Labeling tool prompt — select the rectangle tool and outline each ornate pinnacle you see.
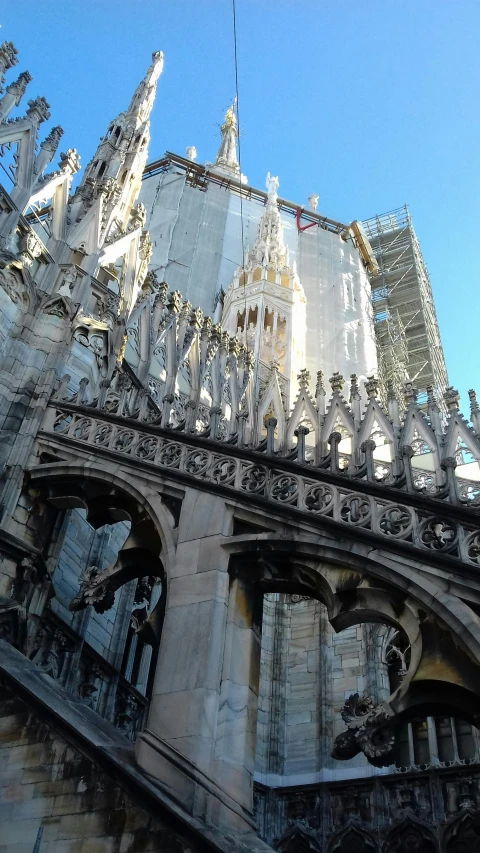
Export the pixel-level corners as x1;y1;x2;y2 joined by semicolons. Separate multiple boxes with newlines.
59;148;81;174
245;349;255;370
469;389;480;415
6;70;32;102
26;96;51;124
426;384;440;412
365;376;378;400
229;336;241;357
316;370;326;396
403;381;417;407
153;281;168;308
386;380;395;401
329;372;344;394
201;316;212;338
40;125;64;153
220;330;230;349
443;386;460;412
167;290;182;314
190;306;203;329
210;323;222;345
297;368;310;389
350;374;360;399
0;42;18;90
180;299;192;320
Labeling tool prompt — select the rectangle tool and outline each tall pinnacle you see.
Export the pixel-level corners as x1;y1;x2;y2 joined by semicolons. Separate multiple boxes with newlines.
247;172;288;270
213;100;240;177
70;51;163;236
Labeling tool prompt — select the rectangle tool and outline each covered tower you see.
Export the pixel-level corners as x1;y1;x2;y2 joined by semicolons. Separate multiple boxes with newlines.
222;172;306;408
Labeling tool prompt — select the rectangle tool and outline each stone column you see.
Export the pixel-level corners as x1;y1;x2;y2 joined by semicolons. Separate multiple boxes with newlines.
212;575;262;823
135;489;259;834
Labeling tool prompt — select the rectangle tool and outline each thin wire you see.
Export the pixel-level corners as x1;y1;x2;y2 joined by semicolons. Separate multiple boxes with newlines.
232;0;248;351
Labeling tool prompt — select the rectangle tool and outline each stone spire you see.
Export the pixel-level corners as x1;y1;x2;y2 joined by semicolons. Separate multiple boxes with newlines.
70;51;163;236
246;172;289;271
213;100;240;177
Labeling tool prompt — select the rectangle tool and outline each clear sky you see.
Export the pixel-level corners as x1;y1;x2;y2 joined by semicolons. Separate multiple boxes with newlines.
3;1;479;412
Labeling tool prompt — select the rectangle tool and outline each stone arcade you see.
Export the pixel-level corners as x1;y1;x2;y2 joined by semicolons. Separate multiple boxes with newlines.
0;40;480;853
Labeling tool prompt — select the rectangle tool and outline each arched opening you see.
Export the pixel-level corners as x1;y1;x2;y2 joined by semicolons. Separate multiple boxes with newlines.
223;539;480;847
21;466;171;743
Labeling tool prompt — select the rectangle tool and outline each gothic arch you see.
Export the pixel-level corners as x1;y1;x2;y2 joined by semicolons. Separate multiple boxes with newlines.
223;534;480;676
224;534;480;735
382;817;438;853
327;823;377;853
26;460;177;613
443;809;480;852
275;822;322;853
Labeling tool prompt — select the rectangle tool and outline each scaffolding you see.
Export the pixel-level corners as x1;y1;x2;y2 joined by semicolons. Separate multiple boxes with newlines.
362;205;448;410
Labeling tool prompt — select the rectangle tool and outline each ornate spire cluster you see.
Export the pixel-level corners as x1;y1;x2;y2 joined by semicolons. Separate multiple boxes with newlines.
247;172;289;271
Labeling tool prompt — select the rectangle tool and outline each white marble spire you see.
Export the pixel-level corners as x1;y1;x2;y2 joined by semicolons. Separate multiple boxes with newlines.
246;172;289;271
213;100;240;177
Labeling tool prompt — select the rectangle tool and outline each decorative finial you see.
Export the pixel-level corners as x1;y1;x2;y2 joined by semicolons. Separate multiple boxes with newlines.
403;381;417;407
329;372;344;394
307;193;319;211
365;376;378;400
350;374;360;398
316;370;326;397
186;146;197;162
297;369;310;389
469;389;480;415
444;386;460;412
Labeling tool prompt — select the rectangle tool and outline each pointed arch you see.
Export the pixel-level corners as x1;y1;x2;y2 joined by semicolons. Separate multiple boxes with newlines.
257;369;287;446
357;397;395;465
401;408;438;457
286;385;318;447
382;817;437;853
275;822;321;853
443;809;480;852
442;413;480;463
327;823;377;853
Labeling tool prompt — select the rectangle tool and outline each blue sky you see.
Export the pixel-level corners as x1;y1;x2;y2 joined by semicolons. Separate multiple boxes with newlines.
3;1;479;412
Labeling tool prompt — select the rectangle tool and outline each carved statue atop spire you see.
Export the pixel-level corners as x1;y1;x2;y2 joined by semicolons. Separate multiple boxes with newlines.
213;99;240;177
266;172;279;202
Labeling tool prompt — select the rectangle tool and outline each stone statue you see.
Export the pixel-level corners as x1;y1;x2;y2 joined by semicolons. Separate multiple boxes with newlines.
266;172;279;199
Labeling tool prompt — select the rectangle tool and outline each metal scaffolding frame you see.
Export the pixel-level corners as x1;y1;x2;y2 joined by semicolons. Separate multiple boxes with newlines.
362;204;448;409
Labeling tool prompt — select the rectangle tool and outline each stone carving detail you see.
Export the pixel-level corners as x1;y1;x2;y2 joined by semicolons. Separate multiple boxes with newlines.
332;693;396;768
304;483;334;514
419;518;457;551
0;266;32;310
114;688;143;740
78;662;102;709
69;565;115;614
31;624;74;680
44;405;480;568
